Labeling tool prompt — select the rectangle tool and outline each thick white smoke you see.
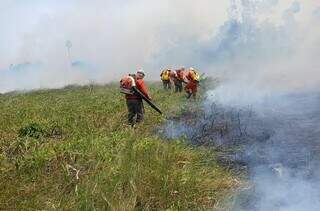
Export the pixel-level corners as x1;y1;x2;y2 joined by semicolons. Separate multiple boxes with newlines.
158;1;320;210
0;0;230;93
202;1;320;210
2;1;319;93
201;0;320;107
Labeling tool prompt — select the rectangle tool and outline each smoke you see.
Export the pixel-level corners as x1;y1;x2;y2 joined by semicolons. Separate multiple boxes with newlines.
204;1;320;210
163;93;320;210
233;93;320;211
159;1;320;210
3;1;319;93
208;1;320;97
0;0;230;93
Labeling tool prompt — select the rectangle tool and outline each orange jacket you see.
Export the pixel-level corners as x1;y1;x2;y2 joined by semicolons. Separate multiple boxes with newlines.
186;70;201;81
126;78;151;100
185;81;198;93
185;71;193;81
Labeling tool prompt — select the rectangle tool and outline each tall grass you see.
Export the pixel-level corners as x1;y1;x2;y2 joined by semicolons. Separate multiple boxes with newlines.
0;83;239;210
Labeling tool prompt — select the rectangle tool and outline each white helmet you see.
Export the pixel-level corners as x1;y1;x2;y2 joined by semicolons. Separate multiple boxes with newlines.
189;67;195;71
137;69;145;76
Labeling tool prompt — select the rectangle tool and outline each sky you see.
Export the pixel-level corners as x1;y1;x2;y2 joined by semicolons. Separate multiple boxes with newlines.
0;0;319;92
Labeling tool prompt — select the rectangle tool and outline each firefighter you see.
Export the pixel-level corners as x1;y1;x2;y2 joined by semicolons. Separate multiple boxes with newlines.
173;67;185;93
121;69;151;126
185;67;200;99
160;69;172;90
169;70;177;92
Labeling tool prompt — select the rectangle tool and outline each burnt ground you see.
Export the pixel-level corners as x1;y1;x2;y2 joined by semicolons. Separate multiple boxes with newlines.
162;92;320;210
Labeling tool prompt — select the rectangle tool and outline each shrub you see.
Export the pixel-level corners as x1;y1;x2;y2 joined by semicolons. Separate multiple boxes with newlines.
18;123;47;139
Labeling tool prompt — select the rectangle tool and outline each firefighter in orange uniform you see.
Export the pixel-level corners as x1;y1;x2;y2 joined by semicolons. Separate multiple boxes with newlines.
120;69;151;126
174;67;185;92
185;67;200;99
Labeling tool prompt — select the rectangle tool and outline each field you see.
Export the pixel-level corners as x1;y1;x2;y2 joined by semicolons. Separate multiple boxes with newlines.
0;83;240;210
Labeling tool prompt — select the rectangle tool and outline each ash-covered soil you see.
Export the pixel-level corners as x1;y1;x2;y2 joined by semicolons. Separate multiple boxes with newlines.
162;92;320;211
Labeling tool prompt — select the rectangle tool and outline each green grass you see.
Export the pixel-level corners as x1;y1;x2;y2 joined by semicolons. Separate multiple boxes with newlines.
0;83;240;210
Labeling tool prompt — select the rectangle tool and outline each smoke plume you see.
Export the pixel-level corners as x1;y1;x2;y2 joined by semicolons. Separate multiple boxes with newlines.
205;1;320;210
161;1;320;210
0;0;230;93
